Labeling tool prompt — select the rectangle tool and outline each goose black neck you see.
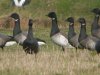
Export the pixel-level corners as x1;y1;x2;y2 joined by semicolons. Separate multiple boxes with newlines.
27;25;34;40
91;15;99;31
79;23;88;41
68;23;76;39
50;18;60;37
13;19;21;36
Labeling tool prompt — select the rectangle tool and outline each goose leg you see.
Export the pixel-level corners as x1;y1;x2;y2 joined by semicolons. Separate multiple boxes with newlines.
75;47;77;52
62;47;65;52
1;47;4;51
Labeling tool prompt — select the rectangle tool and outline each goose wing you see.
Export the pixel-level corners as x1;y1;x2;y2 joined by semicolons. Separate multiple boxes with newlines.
69;34;79;47
80;36;96;50
0;34;12;41
0;34;13;46
92;29;100;38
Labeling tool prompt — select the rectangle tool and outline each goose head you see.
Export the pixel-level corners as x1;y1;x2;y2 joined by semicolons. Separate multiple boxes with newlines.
78;18;86;25
47;12;57;19
28;19;33;26
65;17;74;26
66;17;74;23
91;8;100;15
10;13;20;21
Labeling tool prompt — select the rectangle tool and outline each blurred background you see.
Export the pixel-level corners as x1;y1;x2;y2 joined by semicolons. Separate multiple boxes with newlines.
0;0;100;30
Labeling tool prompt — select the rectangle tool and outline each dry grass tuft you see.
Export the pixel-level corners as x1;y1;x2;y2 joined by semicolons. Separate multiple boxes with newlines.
0;46;100;75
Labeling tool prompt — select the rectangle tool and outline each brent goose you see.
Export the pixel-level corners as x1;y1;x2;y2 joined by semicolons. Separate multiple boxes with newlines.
12;0;31;7
10;13;46;46
91;8;100;39
65;17;84;51
78;17;100;52
23;19;38;55
47;12;73;51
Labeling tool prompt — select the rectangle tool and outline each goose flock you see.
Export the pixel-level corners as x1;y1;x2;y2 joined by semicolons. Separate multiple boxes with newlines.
0;0;100;56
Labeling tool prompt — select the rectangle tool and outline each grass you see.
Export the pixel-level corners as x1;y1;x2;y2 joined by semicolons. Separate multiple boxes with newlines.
0;45;100;75
0;28;99;75
0;0;100;75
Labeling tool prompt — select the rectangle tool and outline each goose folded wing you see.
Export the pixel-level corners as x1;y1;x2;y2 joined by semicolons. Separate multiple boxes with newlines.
69;34;79;47
92;29;100;37
0;34;12;41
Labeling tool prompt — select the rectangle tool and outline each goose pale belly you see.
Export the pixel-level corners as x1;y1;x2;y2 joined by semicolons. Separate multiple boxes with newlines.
51;34;68;46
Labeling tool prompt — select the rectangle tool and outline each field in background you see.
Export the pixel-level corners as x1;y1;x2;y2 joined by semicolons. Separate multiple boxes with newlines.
0;0;100;75
0;0;100;29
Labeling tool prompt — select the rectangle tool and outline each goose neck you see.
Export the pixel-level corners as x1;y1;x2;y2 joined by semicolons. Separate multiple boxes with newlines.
79;23;87;41
50;18;60;37
68;22;76;39
92;15;99;30
27;25;34;39
13;19;21;36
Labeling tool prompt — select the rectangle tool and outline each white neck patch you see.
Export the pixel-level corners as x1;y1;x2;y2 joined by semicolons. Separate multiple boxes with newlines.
70;23;73;25
82;23;85;26
15;19;18;21
52;18;55;20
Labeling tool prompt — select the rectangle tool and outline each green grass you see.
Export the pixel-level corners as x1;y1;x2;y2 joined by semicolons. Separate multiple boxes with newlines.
0;0;100;75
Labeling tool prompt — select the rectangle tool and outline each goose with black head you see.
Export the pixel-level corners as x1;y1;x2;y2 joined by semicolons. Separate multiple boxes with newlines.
23;19;39;55
78;17;100;53
47;12;73;51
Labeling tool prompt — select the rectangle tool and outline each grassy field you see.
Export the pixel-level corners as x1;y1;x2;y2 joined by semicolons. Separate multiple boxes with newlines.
0;0;100;75
0;28;99;75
